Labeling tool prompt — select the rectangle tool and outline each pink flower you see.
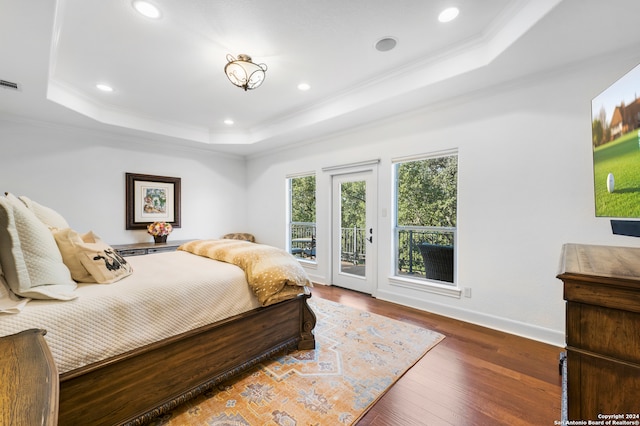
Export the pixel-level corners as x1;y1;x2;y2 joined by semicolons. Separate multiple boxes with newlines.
147;221;173;236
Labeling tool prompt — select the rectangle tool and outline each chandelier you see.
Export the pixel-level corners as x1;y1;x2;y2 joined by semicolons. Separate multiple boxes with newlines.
224;54;267;91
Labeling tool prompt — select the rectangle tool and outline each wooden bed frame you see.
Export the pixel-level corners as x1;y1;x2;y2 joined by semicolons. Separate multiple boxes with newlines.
57;291;316;426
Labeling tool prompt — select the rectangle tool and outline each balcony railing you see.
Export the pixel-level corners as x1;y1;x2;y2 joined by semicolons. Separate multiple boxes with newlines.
341;226;367;264
290;223;367;263
290;222;316;260
396;226;455;283
290;224;455;283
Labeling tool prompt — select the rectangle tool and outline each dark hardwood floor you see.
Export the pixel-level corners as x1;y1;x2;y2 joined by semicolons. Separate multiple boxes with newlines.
311;284;563;426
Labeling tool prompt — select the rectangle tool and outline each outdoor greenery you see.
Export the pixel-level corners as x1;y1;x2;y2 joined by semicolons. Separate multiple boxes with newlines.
290;175;316;223
395;155;458;281
592;106;611;148
289;175;317;260
340;181;366;229
396;155;458;228
594;129;640;217
288;155;458;281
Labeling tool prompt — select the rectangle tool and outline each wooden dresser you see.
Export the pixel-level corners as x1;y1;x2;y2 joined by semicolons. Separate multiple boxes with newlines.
557;243;640;421
0;329;59;426
112;239;193;257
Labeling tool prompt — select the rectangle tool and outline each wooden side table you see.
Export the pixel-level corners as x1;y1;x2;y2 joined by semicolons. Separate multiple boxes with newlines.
111;239;193;257
0;329;59;426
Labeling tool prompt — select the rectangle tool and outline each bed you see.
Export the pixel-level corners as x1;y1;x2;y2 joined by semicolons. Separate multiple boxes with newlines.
0;194;316;426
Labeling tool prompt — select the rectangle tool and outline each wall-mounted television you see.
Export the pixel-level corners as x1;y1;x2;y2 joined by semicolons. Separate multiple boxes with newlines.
592;62;640;236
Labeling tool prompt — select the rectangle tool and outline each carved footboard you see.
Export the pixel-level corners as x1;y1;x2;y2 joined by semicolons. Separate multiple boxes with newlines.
58;292;316;426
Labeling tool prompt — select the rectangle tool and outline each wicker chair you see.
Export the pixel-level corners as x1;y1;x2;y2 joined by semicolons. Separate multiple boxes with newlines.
222;232;256;242
418;243;454;282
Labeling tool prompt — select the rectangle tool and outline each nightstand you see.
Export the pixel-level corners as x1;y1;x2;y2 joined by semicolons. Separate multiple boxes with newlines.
112;239;193;257
0;329;59;426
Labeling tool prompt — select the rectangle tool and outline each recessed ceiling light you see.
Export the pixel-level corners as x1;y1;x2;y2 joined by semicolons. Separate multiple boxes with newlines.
132;0;161;19
297;83;311;91
96;83;114;92
375;37;397;52
223;119;234;125
438;7;459;23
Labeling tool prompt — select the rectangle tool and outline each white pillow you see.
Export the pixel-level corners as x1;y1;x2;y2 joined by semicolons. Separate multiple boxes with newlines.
0;274;30;314
9;193;70;230
54;228;133;283
0;196;77;300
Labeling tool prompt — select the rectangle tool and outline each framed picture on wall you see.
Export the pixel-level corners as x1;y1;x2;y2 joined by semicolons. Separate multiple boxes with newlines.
126;173;181;229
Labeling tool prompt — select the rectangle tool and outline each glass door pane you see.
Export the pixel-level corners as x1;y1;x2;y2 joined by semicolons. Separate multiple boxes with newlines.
331;168;376;295
339;180;366;277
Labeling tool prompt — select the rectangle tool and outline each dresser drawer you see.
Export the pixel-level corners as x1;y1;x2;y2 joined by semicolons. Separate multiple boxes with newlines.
567;349;640;421
567;301;640;364
147;246;178;254
116;248;148;257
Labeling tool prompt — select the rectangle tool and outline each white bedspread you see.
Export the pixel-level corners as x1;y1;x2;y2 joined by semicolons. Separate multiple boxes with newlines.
0;251;261;374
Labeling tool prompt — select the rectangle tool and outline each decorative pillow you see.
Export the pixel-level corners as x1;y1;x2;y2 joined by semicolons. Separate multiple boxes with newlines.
222;232;256;243
8;193;70;230
0;196;77;300
54;229;132;284
53;228;97;282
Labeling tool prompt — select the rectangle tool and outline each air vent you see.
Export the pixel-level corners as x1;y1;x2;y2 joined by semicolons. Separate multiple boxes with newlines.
0;80;20;91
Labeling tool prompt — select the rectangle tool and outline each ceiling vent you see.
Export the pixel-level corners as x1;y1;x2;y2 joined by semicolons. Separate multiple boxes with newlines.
0;79;21;91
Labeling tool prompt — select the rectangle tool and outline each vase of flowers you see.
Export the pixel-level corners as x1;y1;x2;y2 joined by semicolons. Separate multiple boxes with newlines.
147;221;172;243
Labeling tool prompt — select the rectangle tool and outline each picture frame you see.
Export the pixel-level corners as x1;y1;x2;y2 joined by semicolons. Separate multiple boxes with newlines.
126;173;181;230
592;62;640;219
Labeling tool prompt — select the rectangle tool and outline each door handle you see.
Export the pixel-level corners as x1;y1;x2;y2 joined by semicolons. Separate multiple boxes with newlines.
367;236;373;243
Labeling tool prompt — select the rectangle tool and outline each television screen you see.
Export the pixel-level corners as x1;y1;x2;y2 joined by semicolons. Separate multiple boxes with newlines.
592;62;640;219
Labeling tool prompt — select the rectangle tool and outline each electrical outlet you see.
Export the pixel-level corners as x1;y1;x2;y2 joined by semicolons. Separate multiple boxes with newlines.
463;287;472;298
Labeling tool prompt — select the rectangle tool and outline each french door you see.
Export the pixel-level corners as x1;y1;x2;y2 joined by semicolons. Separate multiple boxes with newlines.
331;169;377;294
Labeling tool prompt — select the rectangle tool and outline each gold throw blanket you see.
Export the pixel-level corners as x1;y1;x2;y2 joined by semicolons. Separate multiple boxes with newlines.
178;239;312;306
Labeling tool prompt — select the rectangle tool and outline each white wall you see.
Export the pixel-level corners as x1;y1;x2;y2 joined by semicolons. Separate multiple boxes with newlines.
246;50;640;346
0;119;247;244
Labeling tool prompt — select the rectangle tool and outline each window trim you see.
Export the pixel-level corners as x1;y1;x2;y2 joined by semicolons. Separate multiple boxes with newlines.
388;275;462;298
391;150;459;289
391;148;458;165
286;173;317;264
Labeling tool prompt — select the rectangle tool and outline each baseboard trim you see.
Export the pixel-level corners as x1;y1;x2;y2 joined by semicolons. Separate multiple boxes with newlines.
305;273;327;286
375;289;565;347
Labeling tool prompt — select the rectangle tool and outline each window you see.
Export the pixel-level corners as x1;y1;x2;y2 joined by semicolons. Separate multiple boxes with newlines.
393;152;458;284
288;174;316;261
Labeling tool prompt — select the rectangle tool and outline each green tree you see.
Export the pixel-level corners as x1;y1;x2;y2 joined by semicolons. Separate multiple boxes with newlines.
396;156;457;228
592;119;604;147
340;181;366;228
290;175;316;223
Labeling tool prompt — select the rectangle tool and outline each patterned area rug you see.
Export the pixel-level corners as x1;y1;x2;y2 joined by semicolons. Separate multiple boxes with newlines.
149;297;445;425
